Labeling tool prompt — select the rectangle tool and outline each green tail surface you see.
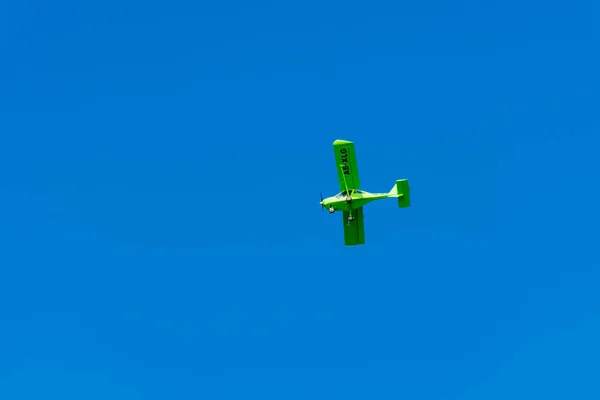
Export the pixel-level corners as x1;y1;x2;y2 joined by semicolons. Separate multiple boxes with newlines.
389;179;410;208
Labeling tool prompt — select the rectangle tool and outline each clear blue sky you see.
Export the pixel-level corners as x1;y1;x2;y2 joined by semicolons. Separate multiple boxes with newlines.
1;0;599;398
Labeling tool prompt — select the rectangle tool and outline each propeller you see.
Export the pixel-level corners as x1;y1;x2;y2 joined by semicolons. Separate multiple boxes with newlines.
320;193;324;212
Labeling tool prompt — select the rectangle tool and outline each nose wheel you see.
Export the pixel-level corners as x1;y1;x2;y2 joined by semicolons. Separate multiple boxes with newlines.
329;207;335;213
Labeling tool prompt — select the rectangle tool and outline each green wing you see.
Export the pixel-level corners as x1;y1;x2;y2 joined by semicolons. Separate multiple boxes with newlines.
343;207;365;246
333;139;360;192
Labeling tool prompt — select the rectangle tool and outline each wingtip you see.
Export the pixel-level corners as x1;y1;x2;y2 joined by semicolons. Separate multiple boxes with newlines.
333;139;353;145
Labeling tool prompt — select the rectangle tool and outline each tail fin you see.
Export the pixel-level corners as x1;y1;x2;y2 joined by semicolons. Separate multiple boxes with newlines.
389;179;410;208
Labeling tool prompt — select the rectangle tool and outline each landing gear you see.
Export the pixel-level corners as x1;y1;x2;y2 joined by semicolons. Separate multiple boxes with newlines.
346;210;355;226
329;207;335;213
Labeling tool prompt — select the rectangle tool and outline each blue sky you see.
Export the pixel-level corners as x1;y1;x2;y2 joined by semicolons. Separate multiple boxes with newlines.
1;0;599;398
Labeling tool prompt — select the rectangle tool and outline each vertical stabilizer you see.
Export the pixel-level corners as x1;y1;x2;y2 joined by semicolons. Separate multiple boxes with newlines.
389;179;410;208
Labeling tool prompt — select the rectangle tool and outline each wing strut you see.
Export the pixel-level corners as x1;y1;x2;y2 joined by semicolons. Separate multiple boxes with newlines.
339;164;350;195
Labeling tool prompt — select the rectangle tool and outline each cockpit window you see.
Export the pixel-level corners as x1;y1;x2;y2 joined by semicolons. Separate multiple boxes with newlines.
335;190;362;198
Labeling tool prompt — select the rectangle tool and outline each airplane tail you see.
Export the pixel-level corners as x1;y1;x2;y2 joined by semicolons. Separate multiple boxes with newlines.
388;179;410;208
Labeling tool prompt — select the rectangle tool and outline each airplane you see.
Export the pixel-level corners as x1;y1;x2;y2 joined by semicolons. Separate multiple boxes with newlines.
320;139;411;246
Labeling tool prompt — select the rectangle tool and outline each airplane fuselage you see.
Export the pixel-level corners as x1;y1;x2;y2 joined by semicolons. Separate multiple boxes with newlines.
321;190;390;213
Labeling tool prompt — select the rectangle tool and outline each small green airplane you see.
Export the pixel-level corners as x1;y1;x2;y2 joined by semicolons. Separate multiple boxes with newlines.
320;139;411;246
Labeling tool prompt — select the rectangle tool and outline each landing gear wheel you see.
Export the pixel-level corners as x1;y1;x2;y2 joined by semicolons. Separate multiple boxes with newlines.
329;208;335;213
348;215;355;221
